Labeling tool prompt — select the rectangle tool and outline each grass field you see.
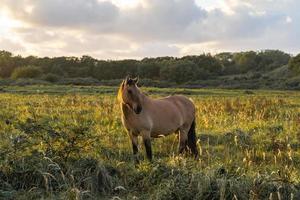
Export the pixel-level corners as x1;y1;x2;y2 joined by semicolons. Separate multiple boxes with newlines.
0;85;300;200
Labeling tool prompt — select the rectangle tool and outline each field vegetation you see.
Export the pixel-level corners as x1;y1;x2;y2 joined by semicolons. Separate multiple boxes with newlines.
0;85;299;199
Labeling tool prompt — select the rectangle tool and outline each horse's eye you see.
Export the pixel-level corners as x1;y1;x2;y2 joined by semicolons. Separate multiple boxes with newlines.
128;90;132;94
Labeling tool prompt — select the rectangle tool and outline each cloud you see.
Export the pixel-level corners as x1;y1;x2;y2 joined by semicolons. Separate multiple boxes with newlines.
115;0;207;42
2;0;119;28
0;0;299;58
2;0;207;42
0;37;25;52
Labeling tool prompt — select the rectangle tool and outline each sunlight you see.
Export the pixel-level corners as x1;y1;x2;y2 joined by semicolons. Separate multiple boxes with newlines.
98;0;139;8
195;0;225;10
0;13;22;36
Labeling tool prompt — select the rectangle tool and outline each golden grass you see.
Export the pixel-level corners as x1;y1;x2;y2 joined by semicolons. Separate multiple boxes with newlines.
0;87;299;199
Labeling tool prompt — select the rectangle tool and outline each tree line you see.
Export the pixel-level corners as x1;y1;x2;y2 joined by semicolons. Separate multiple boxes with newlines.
0;50;299;84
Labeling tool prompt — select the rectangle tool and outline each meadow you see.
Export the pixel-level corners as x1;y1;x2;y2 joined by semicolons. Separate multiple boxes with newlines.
0;85;299;200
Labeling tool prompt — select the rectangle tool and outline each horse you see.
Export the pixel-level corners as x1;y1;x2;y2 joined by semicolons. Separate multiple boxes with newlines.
118;76;198;162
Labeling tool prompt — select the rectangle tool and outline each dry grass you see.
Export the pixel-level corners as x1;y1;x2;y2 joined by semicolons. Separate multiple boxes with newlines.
0;86;300;199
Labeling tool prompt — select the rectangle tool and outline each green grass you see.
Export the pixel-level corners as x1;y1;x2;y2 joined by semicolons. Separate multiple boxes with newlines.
0;86;300;199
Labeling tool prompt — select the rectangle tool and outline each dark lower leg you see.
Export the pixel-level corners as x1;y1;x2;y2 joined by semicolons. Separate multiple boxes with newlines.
132;141;138;155
131;137;139;163
189;142;198;157
179;140;187;154
143;139;152;161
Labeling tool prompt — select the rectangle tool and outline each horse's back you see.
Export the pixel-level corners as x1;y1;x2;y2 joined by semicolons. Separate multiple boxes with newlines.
147;95;195;136
163;95;195;119
168;95;194;107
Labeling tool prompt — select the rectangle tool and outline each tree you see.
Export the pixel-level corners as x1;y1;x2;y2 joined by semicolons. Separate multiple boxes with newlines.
215;52;237;74
0;49;296;85
160;61;199;83
0;50;16;78
258;50;290;71
289;54;300;75
11;66;42;79
50;64;65;76
233;51;260;73
137;63;160;79
182;54;222;75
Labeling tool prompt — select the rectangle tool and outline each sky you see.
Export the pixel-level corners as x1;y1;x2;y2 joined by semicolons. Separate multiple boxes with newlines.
0;0;299;59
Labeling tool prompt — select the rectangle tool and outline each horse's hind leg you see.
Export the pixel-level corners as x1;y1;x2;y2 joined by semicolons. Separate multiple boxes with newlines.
187;120;198;158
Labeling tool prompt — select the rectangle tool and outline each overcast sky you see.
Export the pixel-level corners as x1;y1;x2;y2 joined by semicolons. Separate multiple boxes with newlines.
0;0;299;59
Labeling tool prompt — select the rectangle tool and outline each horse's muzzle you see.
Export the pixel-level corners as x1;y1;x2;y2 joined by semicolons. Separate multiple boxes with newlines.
134;105;142;114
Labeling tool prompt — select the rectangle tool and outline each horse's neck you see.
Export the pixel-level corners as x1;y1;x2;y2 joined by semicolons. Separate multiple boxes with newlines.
121;103;131;119
140;91;152;105
120;92;150;119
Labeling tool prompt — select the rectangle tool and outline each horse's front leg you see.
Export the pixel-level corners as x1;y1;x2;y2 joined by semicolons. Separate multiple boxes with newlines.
130;134;139;163
178;129;188;154
141;131;152;161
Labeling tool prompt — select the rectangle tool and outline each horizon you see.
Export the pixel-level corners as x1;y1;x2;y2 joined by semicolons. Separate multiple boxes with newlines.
0;48;296;61
0;0;299;59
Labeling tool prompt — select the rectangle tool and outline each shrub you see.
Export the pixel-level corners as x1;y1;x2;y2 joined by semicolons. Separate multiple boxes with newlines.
11;79;48;86
289;54;300;75
57;77;100;85
285;76;300;89
11;66;42;79
249;72;262;79
42;73;61;83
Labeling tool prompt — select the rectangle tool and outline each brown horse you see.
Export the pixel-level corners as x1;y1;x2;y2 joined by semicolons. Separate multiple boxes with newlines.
118;77;198;161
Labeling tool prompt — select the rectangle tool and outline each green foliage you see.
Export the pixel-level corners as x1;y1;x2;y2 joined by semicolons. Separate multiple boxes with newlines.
182;54;222;75
42;73;61;83
11;66;42;79
0;50;18;78
58;77;101;85
217;50;291;75
161;61;200;83
49;64;66;76
0;50;293;86
233;51;259;73
137;63;160;79
257;50;290;71
285;76;300;88
289;54;300;75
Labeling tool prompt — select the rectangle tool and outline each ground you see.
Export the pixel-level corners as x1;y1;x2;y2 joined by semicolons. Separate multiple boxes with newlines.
0;85;299;200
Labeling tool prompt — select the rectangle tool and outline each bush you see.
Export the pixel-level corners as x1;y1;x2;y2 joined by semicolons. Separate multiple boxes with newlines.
42;73;61;83
249;72;262;79
11;66;42;79
0;79;13;86
289;54;300;75
12;79;50;86
57;77;100;85
285;76;300;89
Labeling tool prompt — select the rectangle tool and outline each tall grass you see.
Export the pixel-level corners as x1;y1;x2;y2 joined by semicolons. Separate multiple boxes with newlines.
0;87;299;199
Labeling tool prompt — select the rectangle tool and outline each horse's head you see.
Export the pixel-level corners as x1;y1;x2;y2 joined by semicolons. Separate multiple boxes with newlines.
118;76;143;114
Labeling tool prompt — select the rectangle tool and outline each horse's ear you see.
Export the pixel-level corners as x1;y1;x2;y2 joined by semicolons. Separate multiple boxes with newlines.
125;75;130;83
133;77;139;84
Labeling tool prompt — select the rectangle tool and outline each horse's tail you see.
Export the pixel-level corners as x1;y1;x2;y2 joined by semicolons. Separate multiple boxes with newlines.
188;119;198;158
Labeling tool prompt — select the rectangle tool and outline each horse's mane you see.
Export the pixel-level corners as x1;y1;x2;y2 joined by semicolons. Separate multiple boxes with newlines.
117;81;124;103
